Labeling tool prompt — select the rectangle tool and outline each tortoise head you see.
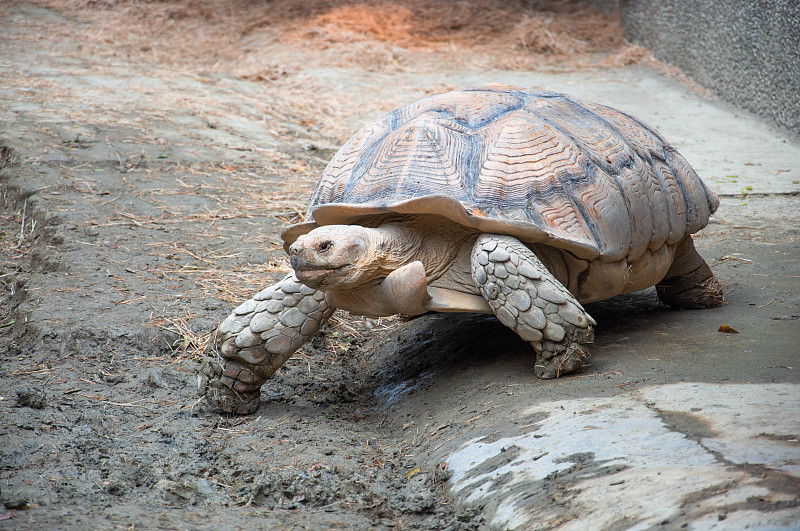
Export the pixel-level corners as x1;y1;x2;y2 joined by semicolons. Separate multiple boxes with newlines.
289;225;380;290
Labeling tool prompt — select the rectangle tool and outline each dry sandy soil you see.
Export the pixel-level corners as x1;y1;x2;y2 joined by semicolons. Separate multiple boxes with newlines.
1;1;798;530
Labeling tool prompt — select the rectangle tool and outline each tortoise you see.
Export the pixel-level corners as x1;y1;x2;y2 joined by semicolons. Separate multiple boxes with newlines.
199;84;723;414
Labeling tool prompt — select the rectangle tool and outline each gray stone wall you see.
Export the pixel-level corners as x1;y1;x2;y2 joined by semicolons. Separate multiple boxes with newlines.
590;0;800;134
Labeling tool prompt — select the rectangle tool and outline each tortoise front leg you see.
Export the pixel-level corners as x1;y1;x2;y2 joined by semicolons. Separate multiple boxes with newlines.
471;234;595;379
198;272;334;414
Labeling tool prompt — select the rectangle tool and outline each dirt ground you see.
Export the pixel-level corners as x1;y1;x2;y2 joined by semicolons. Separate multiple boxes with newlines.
1;1;798;530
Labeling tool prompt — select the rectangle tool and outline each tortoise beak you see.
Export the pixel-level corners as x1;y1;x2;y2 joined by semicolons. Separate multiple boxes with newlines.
289;255;303;271
288;243;315;273
289;241;341;287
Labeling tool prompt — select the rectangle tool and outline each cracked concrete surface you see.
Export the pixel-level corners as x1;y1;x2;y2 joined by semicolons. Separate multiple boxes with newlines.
447;384;799;529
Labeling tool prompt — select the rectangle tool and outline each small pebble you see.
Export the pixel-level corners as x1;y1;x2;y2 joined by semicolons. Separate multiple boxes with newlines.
147;369;165;388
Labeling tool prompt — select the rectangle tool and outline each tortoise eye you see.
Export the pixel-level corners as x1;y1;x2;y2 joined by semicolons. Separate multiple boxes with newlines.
318;241;333;253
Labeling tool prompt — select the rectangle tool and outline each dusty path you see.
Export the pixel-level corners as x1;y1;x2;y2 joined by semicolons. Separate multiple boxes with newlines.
2;1;799;529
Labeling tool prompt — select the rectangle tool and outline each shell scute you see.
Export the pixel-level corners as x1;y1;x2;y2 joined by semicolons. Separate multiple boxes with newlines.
474;115;602;251
346;114;474;204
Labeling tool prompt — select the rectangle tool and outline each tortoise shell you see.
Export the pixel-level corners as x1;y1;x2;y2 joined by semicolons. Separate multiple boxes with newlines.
282;85;718;263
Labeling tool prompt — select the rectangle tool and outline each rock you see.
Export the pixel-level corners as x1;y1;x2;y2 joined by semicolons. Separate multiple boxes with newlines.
16;388;46;409
3;496;30;510
147;369;165;388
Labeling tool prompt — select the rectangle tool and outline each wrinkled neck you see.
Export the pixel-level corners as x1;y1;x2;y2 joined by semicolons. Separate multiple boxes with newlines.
348;224;420;287
373;223;424;262
329;216;478;292
372;218;476;283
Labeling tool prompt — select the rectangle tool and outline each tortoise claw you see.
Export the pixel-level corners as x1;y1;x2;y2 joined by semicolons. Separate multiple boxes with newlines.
198;356;262;415
534;340;591;379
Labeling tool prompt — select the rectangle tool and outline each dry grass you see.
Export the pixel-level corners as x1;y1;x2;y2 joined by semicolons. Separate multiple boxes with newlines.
513;10;623;55
249;0;618;51
61;155;319;356
128;161;313;305
148;308;211;361
36;0;631;68
25;0;687;144
0;194;30;328
261;0;631;71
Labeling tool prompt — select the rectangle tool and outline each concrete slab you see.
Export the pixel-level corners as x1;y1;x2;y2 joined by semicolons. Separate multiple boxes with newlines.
447;383;799;529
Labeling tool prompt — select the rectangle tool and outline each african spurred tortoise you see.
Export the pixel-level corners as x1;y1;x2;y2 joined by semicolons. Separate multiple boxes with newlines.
199;85;722;414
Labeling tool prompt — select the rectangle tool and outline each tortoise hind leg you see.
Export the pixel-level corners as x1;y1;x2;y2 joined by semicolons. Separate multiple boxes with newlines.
471;234;595;379
657;236;723;309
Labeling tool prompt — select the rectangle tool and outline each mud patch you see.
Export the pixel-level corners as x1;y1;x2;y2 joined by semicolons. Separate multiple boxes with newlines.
653;409;721;441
